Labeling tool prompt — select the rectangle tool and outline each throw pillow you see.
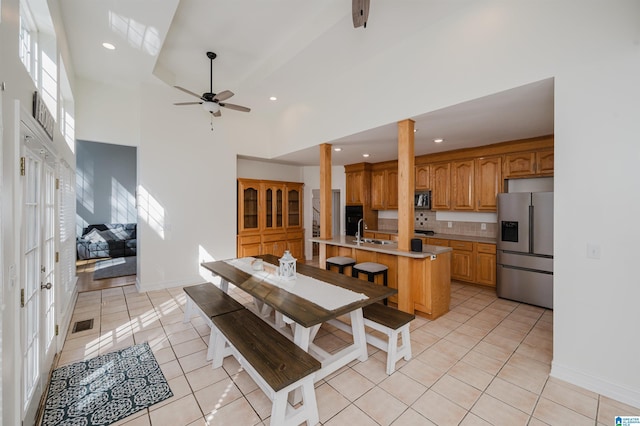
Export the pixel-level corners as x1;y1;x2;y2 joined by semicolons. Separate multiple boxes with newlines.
84;228;106;243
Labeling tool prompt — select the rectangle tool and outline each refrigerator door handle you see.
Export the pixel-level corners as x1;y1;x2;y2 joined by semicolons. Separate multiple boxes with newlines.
500;263;553;275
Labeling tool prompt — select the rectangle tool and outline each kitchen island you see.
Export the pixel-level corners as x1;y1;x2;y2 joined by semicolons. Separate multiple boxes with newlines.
310;236;452;319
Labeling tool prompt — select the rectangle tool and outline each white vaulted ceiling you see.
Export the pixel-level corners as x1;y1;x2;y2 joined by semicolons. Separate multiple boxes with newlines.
58;1;553;165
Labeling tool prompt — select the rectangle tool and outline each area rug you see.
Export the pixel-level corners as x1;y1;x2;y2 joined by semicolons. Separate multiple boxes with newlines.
93;256;136;280
41;342;173;426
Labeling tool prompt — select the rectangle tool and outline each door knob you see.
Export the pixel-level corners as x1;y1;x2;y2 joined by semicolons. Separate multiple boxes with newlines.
41;282;52;290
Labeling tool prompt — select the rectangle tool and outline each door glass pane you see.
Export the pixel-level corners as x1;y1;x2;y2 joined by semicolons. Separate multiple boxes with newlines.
288;189;299;227
243;187;258;230
266;188;273;228
276;189;283;227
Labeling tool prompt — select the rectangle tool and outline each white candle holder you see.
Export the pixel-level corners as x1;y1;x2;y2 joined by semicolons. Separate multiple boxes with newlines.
278;250;297;281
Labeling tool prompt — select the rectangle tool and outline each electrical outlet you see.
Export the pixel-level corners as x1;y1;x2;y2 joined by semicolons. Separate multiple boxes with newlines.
587;243;601;259
447;221;452;228
481;223;486;231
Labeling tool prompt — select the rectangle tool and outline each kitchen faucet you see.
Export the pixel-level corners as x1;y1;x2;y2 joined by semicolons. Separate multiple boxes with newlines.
356;218;365;243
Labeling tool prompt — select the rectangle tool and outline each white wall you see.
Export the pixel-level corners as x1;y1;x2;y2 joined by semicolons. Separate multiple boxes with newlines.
237;158;303;182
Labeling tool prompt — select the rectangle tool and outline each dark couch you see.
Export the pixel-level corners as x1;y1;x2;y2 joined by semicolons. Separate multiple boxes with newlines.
77;223;137;260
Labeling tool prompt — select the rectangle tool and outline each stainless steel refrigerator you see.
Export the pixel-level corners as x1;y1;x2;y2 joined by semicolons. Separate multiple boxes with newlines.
497;192;553;309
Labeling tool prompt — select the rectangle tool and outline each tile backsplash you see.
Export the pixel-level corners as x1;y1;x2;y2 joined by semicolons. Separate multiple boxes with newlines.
377;211;497;239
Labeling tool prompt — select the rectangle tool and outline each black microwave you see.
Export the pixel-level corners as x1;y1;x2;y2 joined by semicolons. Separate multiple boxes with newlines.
414;191;431;210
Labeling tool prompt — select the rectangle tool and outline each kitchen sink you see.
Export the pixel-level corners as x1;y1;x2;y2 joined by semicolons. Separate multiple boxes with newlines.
353;238;395;245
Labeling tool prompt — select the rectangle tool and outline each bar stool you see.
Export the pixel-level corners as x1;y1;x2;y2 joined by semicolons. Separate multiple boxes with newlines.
352;262;389;305
326;256;356;274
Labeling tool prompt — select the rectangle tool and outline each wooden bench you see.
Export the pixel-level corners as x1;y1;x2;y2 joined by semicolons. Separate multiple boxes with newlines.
211;309;321;426
329;303;415;374
182;283;245;360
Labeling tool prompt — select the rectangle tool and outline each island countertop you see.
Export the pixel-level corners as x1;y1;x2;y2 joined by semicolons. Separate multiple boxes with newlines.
309;236;452;258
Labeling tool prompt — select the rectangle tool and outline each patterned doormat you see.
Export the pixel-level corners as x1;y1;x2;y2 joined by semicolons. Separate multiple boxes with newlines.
41;342;173;426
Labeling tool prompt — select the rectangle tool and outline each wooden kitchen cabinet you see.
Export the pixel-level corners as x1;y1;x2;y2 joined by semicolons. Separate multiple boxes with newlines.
371;169;386;210
427;237;496;286
237;178;305;258
475;156;502;211
504;148;554;178
536;149;554;176
451;160;475;211
449;240;475;282
415;164;430;190
431;162;451;210
371;166;398;210
476;243;497;286
345;163;373;205
286;230;305;259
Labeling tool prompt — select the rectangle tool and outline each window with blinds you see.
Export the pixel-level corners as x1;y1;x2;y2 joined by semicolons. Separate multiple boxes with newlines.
58;162;76;293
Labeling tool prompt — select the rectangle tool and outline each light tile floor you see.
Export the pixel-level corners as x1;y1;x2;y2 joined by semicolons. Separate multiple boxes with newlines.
56;282;639;425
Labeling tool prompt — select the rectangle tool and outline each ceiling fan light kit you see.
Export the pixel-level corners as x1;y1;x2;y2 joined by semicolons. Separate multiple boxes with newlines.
202;101;219;113
173;51;250;121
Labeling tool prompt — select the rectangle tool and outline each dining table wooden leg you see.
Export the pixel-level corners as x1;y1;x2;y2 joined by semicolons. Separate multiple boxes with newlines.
350;308;369;362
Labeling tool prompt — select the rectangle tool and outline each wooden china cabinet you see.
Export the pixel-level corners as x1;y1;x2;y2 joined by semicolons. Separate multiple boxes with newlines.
237;179;304;259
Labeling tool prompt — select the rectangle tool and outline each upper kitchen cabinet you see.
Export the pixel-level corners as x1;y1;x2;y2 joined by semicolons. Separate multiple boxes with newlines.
415;164;430;190
238;179;261;234
430;162;451;210
536;149;554;176
345;162;372;205
504;148;554;178
285;183;303;228
371;164;398;210
451;160;475;210
475;156;502;211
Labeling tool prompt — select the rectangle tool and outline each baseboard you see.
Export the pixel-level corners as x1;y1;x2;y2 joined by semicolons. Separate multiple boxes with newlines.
57;285;79;347
551;361;640;409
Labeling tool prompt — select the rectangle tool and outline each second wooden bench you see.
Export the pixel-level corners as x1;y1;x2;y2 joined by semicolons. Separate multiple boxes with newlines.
330;303;415;374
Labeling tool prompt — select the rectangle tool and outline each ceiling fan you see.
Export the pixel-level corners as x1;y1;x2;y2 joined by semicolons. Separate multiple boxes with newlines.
173;51;250;117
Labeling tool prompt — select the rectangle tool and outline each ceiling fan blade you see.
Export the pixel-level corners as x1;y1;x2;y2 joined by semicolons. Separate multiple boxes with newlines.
212;110;222;117
213;90;234;102
174;86;203;99
173;102;202;106
219;102;251;112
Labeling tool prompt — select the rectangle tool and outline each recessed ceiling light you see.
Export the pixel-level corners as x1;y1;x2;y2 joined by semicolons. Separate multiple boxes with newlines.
434;138;444;143
102;42;116;50
334;147;342;152
362;153;370;158
269;96;277;101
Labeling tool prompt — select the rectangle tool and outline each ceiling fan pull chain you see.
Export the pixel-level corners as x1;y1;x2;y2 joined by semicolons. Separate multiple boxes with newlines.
210;114;214;131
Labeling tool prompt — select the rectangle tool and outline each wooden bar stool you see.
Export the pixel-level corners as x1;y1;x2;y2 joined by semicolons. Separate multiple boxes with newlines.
326;256;356;274
352;262;389;305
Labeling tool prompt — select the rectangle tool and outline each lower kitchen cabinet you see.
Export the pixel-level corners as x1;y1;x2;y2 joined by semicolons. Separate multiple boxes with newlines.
476;243;497;286
427;238;496;287
449;240;475;282
238;230;305;258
